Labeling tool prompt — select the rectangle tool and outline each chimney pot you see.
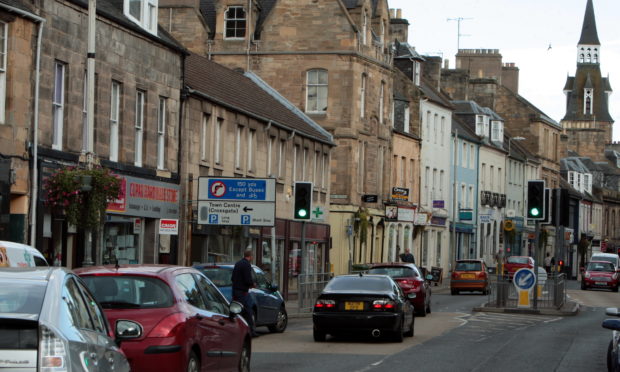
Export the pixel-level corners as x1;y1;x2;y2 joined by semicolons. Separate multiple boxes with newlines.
397;9;402;18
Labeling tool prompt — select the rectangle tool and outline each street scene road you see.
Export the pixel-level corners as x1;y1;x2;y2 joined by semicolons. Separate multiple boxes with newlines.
252;281;613;372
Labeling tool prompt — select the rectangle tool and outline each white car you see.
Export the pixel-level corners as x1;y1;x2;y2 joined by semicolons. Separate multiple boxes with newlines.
0;240;48;267
591;252;620;271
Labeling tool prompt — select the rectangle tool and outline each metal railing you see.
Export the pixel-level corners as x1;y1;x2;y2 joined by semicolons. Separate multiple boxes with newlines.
487;273;566;309
297;272;332;312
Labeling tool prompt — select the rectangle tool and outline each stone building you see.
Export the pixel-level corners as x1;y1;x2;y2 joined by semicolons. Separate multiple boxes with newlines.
0;1;41;244
182;52;334;298
160;0;396;275
31;0;185;267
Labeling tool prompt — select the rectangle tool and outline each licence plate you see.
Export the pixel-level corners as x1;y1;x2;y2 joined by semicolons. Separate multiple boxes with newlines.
344;301;364;310
462;274;475;279
595;282;607;285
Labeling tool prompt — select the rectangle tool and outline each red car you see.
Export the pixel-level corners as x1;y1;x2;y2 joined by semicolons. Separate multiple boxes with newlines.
76;265;251;372
504;256;535;279
367;263;432;316
581;261;620;292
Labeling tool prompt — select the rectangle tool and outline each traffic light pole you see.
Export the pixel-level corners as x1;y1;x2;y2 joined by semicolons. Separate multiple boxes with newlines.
533;220;540;310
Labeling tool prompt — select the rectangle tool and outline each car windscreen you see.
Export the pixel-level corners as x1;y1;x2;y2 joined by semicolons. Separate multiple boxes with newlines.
591;256;618;267
0;280;46;316
82;275;173;309
367;267;417;278
507;257;530;264
455;261;482;271
200;267;233;287
324;276;391;292
587;262;615;272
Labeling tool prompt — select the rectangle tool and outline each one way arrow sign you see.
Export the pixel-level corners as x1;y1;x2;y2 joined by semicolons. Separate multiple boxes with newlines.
243;206;254;212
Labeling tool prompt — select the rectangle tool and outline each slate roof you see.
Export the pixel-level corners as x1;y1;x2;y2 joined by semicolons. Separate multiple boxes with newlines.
185;53;333;145
64;0;186;53
419;78;453;110
452;116;480;143
452;100;487;115
394;41;424;61
0;0;34;12
498;85;560;128
578;0;600;45
562;72;613;122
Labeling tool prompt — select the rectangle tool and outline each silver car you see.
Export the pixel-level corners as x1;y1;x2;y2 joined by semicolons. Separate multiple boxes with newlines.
0;267;130;371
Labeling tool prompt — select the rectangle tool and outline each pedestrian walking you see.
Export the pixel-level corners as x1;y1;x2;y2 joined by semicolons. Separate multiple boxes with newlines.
232;249;259;337
399;247;415;263
544;252;552;273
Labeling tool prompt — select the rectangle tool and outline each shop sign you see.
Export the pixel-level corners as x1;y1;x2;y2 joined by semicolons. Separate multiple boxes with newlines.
133;218;142;234
432;200;445;209
397;207;415;222
107;176;180;219
391;187;409;201
362;194;378;203
385;205;398;220
459;209;473;221
159;219;178;235
414;212;429;225
431;216;446;226
479;214;491;223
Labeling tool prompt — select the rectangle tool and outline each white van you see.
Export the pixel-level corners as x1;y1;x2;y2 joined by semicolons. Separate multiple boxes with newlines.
590;252;620;271
0;240;48;267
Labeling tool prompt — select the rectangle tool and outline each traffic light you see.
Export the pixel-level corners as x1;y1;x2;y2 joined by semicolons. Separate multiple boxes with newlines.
527;180;545;220
294;182;312;220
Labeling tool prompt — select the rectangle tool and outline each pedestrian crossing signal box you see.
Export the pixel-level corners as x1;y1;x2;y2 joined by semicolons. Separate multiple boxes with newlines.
294;182;312;220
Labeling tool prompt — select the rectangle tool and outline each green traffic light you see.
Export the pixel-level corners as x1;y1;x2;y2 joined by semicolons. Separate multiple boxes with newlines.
530;208;540;217
297;209;308;218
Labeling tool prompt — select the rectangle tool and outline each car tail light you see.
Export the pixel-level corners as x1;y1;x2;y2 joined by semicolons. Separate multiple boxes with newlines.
39;325;68;372
314;299;336;309
148;312;185;338
477;271;486;279
397;279;417;290
372;299;396;311
452;272;458;279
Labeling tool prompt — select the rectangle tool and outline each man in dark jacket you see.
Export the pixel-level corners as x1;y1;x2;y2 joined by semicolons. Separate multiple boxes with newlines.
232;249;258;337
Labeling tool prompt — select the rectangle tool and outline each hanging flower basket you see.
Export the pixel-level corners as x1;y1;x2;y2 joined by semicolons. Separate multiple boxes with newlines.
43;166;121;229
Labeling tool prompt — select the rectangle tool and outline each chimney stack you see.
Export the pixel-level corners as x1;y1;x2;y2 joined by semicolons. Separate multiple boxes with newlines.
389;8;409;43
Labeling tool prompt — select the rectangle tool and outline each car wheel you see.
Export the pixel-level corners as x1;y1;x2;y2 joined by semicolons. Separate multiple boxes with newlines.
404;312;414;337
238;341;251;372
187;351;200;372
313;328;326;342
581;281;587;290
451;289;458;295
393;318;404;343
426;300;431;314
417;300;427;317
268;307;288;333
614;285;619;293
607;339;613;372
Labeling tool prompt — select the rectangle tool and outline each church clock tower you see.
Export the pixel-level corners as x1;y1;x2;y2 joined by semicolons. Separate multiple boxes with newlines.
561;0;613;161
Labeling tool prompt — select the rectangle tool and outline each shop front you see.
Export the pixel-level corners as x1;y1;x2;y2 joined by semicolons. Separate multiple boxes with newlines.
104;175;180;265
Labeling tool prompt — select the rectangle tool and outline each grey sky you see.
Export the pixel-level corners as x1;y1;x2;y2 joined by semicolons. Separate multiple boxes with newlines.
388;0;620;140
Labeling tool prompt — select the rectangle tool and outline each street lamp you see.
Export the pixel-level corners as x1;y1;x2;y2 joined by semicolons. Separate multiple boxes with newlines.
508;136;526;154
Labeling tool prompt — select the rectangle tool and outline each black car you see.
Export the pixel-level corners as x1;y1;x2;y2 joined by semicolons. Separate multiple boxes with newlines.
603;307;620;372
312;274;415;342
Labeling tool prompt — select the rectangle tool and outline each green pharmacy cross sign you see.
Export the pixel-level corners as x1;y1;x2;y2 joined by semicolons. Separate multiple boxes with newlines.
312;207;324;219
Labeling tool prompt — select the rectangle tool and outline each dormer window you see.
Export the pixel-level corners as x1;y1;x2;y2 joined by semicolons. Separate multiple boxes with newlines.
476;115;489;137
491;120;503;143
584;89;593;115
124;0;158;35
225;6;246;39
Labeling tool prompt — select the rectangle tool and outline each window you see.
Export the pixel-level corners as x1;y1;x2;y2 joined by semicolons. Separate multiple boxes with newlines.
247;129;255;172
314;150;320;185
124;0;158;34
440;117;445;145
440;170;444;199
293;144;300;181
267;136;274;176
82;71;88;152
75;279;107;334
358;143;365;191
302;147;308;181
379;81;385;124
215;118;223;165
157;97;166;170
63;278;93;330
0;22;6;123
425;111;431;140
235;126;242;169
134;90;145;166
404;107;410;132
568;171;576;188
436;232;442;266
201;114;210;162
400;156;406;185
322;153;328;189
584;89;593;115
360;74;366;118
306;69;328;113
194;274;229;315
224;6;246;39
433;114;438;143
424;166;430;202
52;61;65;150
278;139;285;179
414;61;420;86
110;81;121;162
469;186;474;208
361;11;367;45
470;144;475;169
490;165;494;191
462;142;467;167
475;115;485;136
491;121;502;142
175;274;206;310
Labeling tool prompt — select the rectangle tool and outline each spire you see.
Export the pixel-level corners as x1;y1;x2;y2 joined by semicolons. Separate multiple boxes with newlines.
578;0;600;45
584;73;594;89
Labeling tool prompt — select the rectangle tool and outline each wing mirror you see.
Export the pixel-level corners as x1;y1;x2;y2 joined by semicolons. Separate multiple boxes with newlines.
407;293;417;299
270;283;279;292
229;301;244;318
115;320;142;346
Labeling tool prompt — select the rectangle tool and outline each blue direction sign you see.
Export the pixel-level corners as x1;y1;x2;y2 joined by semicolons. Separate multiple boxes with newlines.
513;268;536;291
198;177;276;202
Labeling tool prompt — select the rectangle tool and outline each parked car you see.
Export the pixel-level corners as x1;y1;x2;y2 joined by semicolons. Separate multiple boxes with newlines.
76;265;251;372
0;267;130;371
603;307;620;372
367;262;432;316
194;263;288;333
450;259;489;295
0;240;48;267
581;261;619;292
591;252;620;271
312;274;415;342
504;256;535;279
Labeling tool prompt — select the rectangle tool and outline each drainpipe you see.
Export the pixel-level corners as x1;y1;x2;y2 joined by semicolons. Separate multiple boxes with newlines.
0;5;47;246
